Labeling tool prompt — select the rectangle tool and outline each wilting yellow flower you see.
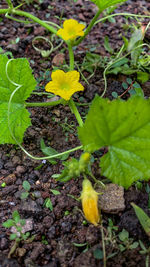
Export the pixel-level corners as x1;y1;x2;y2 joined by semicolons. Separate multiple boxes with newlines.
81;179;100;226
57;19;85;41
45;70;84;101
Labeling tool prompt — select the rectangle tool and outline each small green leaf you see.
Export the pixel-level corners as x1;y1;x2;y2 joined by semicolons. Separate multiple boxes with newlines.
90;0;127;12
137;72;150;83
50;189;60;195
21;192;29;200
130;242;139;249
131;203;150;237
118;244;126;252
118;229;129;241
12;210;20;223
44;198;53;211
10;233;18;240
112;91;118;98
40;138;69;164
122;82;128;90
93;248;103;259
2;219;15;228
104;36;113;54
23;181;31;192
126;78;132;84
20;219;26;226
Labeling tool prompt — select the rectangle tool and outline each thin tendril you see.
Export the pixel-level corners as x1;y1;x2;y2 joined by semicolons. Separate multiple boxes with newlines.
101;43;150;97
6;59;82;160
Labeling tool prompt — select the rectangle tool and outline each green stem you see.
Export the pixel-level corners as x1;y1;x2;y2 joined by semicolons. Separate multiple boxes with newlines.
68;43;83;127
14;9;57;34
74;9;101;47
101;225;107;267
0;8;57;34
6;0;13;8
25;99;63;108
68;98;83;127
95;12;150;25
68;43;74;71
0;9;9;14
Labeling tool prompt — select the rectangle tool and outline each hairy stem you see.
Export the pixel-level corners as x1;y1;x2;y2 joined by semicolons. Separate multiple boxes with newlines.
25;99;63;108
74;9;101;46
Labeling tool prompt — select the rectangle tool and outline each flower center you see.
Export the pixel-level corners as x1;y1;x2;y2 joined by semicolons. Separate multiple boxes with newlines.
68;28;76;36
61;82;70;91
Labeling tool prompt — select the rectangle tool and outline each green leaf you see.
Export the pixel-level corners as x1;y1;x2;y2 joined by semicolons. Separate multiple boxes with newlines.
2;219;15;228
0;54;36;144
129;242;139;249
132;83;144;98
78;96;150;188
137;72;150;83
10;233;18;240
12;210;20;223
44;198;53;211
118;229;129;241
127;28;144;52
93;248;103;259
104;36;113;54
23;181;31;192
21;192;29;200
50;189;60;195
40;138;69;164
131;203;150;237
20;219;26;227
90;0;127;12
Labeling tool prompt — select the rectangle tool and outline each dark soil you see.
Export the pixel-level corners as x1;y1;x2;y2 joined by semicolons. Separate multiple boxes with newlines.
0;0;150;266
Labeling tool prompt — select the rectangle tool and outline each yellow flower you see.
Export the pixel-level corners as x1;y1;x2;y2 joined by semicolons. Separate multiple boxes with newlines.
81;179;100;226
57;19;85;41
45;70;84;101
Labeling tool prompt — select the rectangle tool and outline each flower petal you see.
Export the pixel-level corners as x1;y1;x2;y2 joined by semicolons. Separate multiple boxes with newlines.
63;19;78;29
51;70;65;82
66;71;80;82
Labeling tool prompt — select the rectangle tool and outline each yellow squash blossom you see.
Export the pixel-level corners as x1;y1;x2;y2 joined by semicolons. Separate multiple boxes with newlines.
81;179;100;226
57;19;85;41
45;70;84;101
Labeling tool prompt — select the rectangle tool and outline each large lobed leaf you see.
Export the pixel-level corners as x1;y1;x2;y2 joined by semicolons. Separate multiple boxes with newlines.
90;0;127;12
0;55;36;144
78;96;150;189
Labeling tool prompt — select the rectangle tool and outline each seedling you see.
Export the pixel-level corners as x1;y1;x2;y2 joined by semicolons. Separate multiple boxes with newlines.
44;198;53;211
41;235;48;245
118;229;139;252
139;240;150;267
2;210;30;257
20;180;31;200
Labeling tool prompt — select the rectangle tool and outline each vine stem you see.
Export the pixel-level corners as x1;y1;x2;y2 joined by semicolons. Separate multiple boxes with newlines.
100;225;107;267
68;43;83;127
95;12;150;25
68;98;83;127
74;9;101;47
0;8;57;35
68;42;74;71
25;99;63;108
